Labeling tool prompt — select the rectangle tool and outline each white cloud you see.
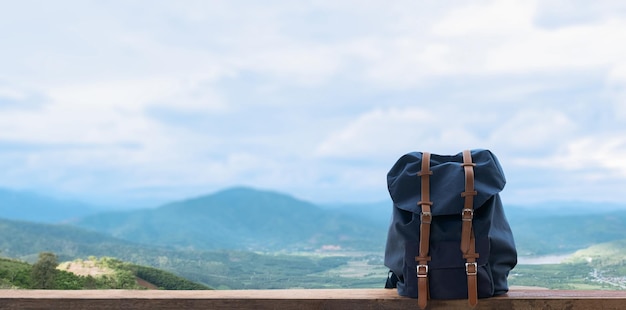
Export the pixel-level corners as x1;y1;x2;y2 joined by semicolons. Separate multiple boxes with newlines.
535;0;626;26
231;44;343;86
484;19;626;74
488;109;577;152
315;107;482;160
351;0;626;88
0;75;228;145
0;86;27;101
431;0;536;37
503;134;626;203
514;136;626;178
49;76;227;113
315;107;430;158
572;137;626;177
607;63;626;120
1;0;626;206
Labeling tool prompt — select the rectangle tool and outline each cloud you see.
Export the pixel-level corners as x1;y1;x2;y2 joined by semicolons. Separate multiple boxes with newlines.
0;86;27;102
315;107;482;160
483;19;626;74
502;133;626;203
488;109;577;153
432;0;536;36
348;0;626;89
535;0;626;27
513;135;626;177
0;82;48;111
1;0;626;206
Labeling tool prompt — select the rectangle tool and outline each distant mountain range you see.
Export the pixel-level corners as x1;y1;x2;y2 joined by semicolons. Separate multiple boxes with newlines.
3;185;626;289
73;187;387;252
3;185;626;255
0;188;103;223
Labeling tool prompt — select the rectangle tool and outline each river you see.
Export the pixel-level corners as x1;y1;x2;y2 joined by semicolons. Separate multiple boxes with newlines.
517;254;572;265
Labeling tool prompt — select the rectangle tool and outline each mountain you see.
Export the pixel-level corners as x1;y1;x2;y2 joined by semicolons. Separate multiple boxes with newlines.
73;187;387;251
0;188;102;223
4;192;626;290
7;183;626;257
321;200;392;223
567;238;626;269
0;217;145;262
505;206;626;256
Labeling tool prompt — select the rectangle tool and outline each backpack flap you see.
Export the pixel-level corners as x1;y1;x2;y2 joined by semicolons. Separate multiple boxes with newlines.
387;149;506;216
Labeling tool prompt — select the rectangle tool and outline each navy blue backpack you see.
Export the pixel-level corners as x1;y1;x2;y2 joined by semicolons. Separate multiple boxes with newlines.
384;150;517;308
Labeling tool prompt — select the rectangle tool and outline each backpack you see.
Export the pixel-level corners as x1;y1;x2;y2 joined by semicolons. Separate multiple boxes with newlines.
384;149;517;309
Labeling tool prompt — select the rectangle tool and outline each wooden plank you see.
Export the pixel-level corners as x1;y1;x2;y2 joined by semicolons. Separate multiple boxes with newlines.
1;289;626;309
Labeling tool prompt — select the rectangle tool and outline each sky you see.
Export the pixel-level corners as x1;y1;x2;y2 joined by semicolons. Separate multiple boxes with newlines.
1;0;625;208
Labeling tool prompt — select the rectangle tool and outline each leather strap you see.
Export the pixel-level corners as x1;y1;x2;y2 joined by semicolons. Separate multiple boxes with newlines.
460;150;479;307
465;231;479;308
415;152;432;310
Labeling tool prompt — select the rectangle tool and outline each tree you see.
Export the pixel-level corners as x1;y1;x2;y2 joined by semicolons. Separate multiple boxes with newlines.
31;252;59;289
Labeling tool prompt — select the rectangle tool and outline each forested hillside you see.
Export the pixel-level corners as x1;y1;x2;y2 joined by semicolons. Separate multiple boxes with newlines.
0;253;210;290
506;209;626;255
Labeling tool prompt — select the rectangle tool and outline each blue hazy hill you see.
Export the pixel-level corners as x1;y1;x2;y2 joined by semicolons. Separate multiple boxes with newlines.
4;185;626;255
74;187;387;252
0;188;102;223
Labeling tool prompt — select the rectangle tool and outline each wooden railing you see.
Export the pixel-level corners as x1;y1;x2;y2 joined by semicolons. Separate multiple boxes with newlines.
1;289;625;309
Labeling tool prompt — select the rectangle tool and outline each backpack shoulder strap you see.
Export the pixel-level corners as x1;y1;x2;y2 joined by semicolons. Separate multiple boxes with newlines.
461;149;479;307
415;152;432;309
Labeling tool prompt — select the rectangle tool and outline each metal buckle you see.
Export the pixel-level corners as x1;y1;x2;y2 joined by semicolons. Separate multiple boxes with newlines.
465;262;478;276
420;211;432;224
461;208;474;221
416;265;429;278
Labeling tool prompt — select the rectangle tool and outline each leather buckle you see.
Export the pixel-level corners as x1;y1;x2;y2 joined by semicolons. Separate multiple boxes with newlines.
416;265;429;278
420;211;432;224
465;262;478;276
461;208;474;221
